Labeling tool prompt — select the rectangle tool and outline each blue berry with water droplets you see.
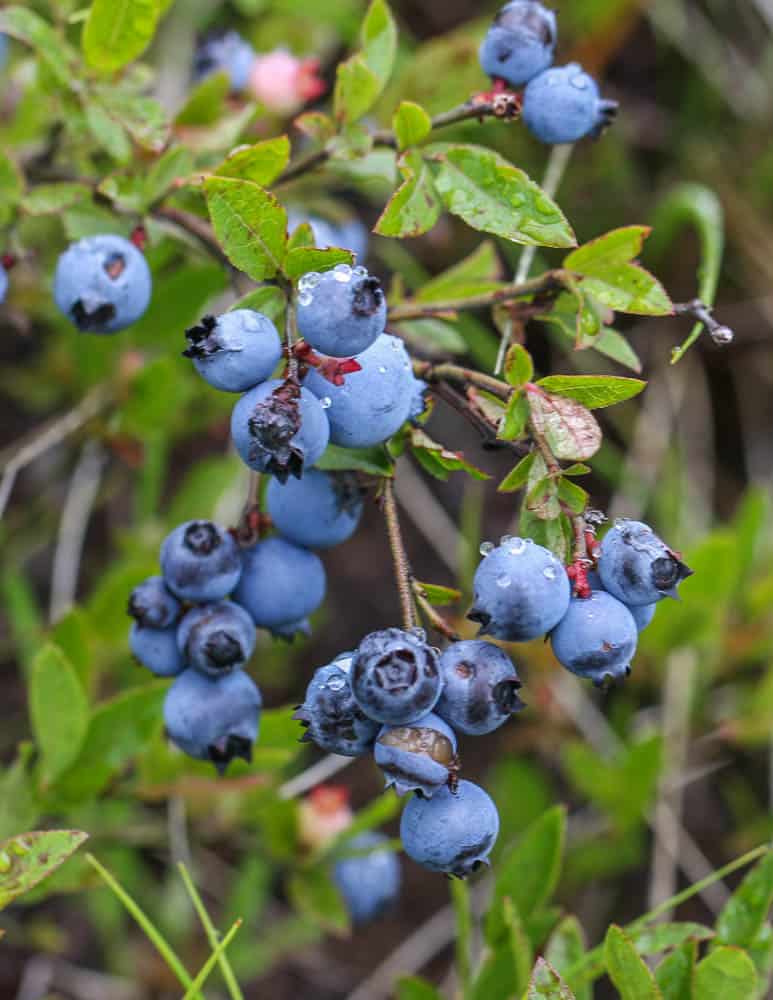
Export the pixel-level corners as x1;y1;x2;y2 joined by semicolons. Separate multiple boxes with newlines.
435;640;524;735
184;310;282;392
522;63;619;145
296;265;386;358
294;653;380;757
479;1;557;88
400;780;499;877
587;569;656;632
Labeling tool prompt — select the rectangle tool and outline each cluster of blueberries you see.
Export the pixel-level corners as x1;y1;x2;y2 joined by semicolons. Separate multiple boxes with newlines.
480;0;618;144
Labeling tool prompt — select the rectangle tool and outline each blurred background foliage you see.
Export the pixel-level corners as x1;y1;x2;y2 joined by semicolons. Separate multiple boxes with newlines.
1;0;773;997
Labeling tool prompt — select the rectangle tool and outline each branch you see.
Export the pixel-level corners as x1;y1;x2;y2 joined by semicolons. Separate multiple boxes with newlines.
382;478;418;631
413;360;511;399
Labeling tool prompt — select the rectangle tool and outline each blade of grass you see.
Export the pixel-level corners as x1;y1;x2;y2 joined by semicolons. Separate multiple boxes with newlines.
183;919;243;1000
450;877;473;994
178;861;244;1000
86;853;197;995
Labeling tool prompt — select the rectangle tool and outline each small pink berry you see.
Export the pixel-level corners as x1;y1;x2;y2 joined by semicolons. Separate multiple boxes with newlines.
248;49;325;113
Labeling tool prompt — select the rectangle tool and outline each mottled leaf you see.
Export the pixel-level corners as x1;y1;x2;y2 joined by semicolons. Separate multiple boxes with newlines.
0;830;88;910
375;151;442;238
526;386;601;461
528;958;576;999
204;177;287;281
214;136;291;187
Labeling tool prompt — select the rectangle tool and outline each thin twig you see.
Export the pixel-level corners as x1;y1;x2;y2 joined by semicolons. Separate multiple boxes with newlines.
388;271;564;323
278;754;355;800
382;478;418;631
414;361;511;400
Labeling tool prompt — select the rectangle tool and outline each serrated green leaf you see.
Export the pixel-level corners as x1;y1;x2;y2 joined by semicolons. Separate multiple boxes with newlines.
22;182;91;215
528;958;576;999
545;917;591;1000
504;344;534;389
361;0;396;86
83;0;161;73
317;444;394;477
397;977;443;1000
204;177;287;281
526;386;602;461
604;925;661;1000
334;54;381;124
414;582;461;606
0;830;88;910
0;7;74;87
214;136;291;187
230;285;287;325
693;946;757;1000
498;452;536;493
29;645;89;788
143;147;194;207
287;865;349;935
499;391;530;441
655;941;696;1000
375;151;442;238
565;226;651;271
715;850;773;950
393;101;432;151
536;375;646;409
427;143;576;248
0;152;24;226
175;71;230;126
284;247;354;280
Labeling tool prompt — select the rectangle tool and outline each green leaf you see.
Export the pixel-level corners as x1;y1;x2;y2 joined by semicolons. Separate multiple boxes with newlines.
361;0;397;86
632;923;713;955
0;830;88;910
545;917;591;1000
204;177;287;281
317;444;394;477
29;645;89;788
393;318;467;354
295;111;336;144
83;0;161;73
504;344;534;389
214;136;291;187
526;386;602;461
94;87;169;152
334;54;381;124
393;101;432;150
375;151;442;238
284;247;354;280
120;357;194;437
0;152;24;226
397;977;443;1000
54;683;167;802
488;807;566;942
498;452;536;494
416;241;502;303
525;454;560;520
175;71;230;126
410;428;490;481
0;745;39;842
557;477;588;515
499;391;530;441
715;850;773;950
84;101;132;163
536;375;646;409
230;286;287;326
565;228;672;316
0;7;74;87
693;947;757;1000
528;958;576;999
22;182;91;215
287;865;349;935
143;147;194;207
288;222;315;251
474;898;532;1000
592;328;642;374
604;925;661;1000
414;582;461;606
655;941;696;1000
427;143;576;248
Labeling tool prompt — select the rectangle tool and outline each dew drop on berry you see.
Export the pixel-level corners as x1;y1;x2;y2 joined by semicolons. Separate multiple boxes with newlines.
298;292;313;307
500;534;513;546
543;566;557;580
496;574;512;588
327;674;347;692
352;266;368;278
508;538;527;556
320;396;332;409
479;541;495;556
333;264;352;282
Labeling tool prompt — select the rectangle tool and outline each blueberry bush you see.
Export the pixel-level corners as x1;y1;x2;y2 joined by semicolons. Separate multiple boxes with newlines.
1;0;772;997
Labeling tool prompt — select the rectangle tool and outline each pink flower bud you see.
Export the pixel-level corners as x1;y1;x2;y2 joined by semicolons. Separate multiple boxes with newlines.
298;785;353;850
248;48;326;114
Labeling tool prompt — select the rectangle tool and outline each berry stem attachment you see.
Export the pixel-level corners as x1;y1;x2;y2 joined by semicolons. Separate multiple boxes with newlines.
382;478;418;631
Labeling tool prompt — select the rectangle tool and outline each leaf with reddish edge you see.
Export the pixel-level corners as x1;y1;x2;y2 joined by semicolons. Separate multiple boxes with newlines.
526;384;602;461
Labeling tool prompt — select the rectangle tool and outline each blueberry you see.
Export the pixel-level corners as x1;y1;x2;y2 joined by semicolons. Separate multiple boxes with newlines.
334;832;401;924
231;379;330;481
586;569;656;633
522;63;619;145
479;1;557;88
304;334;417;449
296;265;386;358
233;536;326;630
374;711;458;798
400;780;499;877
550;590;638;686
160;520;242;603
598;519;692;607
130;622;186;677
287;211;369;262
53;234;151;333
163;668;262;773
193;30;256;93
266;469;364;550
183;310;282;392
128;575;181;629
351;628;443;726
435;640;524;736
0;35;7;71
468;537;570;641
409;378;429;423
294;653;380;757
177;601;256;677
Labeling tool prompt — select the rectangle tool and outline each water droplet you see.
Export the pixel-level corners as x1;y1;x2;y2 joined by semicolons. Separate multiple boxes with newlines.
543;567;557;580
320;396;332;409
712;325;734;346
298;271;321;292
352;265;368;278
390;338;401;350
500;534;514;546
298;292;313;307
535;194;556;216
480;541;495;556
333;263;353;283
496;574;512;588
327;674;346;692
508;538;527;556
570;73;589;90
378;365;387;374
334;654;353;672
613;518;628;529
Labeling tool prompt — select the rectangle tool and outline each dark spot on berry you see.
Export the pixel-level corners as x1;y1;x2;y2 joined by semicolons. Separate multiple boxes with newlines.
184;521;221;555
203;630;243;669
103;252;126;280
455;661;475;679
493;679;525;715
71;299;117;331
183;314;219;358
248;380;304;482
467;607;491;633
651;555;685;592
378;726;454;765
351;276;383;318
